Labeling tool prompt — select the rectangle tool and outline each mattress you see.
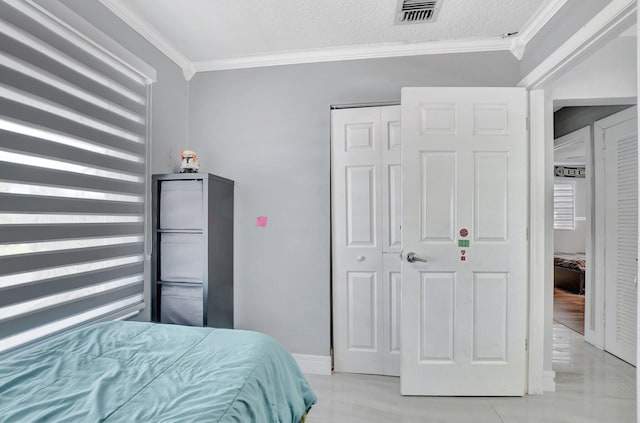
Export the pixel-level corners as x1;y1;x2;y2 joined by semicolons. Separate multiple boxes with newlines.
554;252;586;273
0;321;316;422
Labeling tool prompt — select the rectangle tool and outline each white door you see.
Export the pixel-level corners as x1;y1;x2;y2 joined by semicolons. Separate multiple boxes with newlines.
599;107;638;365
400;87;528;396
332;105;402;376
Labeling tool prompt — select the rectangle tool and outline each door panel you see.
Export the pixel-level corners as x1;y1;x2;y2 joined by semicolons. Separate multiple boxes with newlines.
421;152;457;241
346;166;376;246
387;164;402;250
473;104;509;135
419;272;455;361
420;103;457;134
389;271;402;354
345;122;376;151
472;272;508;362
347;271;378;350
382;252;401;376
400;87;527;396
333;106;401;376
382;107;402;254
387;121;402;150
381;106;402;376
474;153;509;241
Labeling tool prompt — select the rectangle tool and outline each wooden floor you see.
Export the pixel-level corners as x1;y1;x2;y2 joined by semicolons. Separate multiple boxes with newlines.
553;287;585;335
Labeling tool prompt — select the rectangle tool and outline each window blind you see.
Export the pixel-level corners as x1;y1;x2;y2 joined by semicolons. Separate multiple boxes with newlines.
0;0;151;353
553;181;576;230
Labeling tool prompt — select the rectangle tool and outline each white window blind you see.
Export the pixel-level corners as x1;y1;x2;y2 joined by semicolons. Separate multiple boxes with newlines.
0;0;152;353
553;181;576;230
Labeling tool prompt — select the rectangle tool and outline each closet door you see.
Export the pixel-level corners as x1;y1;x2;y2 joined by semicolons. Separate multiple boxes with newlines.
331;105;401;376
600;107;638;365
381;106;402;376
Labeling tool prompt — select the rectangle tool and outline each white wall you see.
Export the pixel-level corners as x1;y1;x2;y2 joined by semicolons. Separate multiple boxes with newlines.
552;36;637;104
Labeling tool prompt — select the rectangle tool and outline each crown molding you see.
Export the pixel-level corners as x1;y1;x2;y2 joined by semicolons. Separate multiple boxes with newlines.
509;38;526;60
518;0;636;89
191;38;513;73
98;0;195;80
508;0;568;60
98;0;572;76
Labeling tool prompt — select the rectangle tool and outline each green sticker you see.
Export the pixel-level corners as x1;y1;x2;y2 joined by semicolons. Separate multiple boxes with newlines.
458;240;470;247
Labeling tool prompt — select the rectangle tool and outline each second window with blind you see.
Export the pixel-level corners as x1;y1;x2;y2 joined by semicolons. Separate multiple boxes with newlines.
553;181;576;230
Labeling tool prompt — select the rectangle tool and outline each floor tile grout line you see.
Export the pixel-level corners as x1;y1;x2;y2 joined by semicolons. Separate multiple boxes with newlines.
488;400;506;423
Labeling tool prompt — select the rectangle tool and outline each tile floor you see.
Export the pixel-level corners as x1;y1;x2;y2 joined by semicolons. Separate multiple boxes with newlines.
304;324;636;422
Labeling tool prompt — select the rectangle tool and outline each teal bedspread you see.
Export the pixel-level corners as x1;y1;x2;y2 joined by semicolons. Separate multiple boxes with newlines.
0;321;317;422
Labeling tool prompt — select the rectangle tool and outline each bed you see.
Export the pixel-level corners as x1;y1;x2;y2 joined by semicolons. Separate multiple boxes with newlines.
0;321;316;422
554;252;586;294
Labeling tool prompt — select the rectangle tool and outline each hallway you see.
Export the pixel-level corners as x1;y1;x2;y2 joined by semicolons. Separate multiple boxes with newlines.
554;288;585;335
305;324;636;422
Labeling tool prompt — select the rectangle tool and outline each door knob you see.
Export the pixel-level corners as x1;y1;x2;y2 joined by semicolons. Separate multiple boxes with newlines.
356;255;365;262
406;252;427;263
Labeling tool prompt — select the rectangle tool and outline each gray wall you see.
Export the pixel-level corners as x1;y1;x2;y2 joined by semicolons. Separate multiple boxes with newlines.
554;105;631;138
520;0;613;77
58;0;189;321
187;52;522;356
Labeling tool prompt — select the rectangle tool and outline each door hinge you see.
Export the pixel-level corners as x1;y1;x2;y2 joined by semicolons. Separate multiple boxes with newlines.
525;338;528;351
526;117;529;130
526;227;529;241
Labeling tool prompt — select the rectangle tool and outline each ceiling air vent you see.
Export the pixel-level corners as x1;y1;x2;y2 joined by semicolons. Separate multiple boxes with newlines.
396;0;440;24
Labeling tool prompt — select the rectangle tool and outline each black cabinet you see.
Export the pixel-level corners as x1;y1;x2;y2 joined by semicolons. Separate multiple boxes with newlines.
151;173;233;328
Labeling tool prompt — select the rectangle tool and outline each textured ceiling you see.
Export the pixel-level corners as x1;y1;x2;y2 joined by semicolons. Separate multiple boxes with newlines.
117;0;547;61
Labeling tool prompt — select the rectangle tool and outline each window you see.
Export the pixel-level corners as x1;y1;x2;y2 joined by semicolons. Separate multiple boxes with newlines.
553;181;576;230
0;0;153;353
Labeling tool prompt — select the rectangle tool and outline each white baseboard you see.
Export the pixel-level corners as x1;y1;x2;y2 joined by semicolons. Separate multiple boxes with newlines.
292;354;332;376
543;370;556;392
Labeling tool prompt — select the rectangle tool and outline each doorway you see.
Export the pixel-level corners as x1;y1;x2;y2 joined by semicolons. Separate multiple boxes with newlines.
527;14;637;391
550;105;638;366
552;124;589;335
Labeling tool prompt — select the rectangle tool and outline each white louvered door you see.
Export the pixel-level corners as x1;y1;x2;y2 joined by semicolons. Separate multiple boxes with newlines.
602;107;638;365
332;105;402;376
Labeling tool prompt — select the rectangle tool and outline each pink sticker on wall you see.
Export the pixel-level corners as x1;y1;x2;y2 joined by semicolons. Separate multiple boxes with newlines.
257;216;268;227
